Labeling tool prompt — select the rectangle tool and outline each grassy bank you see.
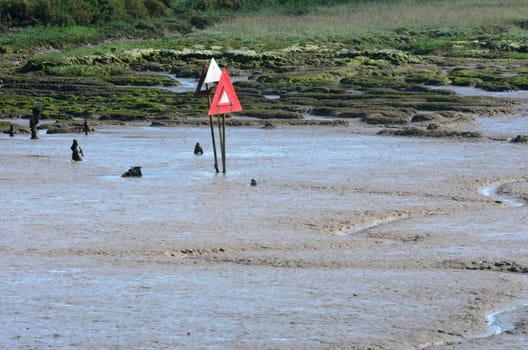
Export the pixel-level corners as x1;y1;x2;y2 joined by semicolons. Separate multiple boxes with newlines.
207;0;528;41
4;0;528;54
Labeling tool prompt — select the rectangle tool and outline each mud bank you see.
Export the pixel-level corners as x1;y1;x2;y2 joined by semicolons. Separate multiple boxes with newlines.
1;120;527;349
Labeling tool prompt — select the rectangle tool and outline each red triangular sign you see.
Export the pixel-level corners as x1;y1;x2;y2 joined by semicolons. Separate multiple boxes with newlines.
208;68;242;115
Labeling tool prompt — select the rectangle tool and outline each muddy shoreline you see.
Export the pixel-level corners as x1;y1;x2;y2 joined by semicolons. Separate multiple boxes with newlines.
2;108;528;349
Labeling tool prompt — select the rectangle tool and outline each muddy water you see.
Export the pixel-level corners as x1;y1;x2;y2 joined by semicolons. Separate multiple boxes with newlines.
1;118;528;348
427;85;528;140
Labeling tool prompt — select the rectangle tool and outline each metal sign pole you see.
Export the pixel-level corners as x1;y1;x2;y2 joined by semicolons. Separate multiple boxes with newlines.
222;113;227;173
206;67;242;174
217;114;224;173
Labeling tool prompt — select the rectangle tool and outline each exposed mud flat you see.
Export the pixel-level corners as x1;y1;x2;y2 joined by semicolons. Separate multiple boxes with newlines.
1;112;528;349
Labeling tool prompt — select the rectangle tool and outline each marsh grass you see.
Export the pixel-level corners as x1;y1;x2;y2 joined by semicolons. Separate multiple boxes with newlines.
6;0;528;59
0;25;101;52
203;0;528;44
0;17;191;55
45;64;129;77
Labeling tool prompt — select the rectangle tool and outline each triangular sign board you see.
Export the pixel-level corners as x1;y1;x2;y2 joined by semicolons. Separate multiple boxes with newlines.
204;58;222;85
195;58;222;96
208;68;242;115
194;62;209;96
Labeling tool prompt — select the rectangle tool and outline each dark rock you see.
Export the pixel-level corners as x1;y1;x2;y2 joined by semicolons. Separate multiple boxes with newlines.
511;134;528;143
122;166;143;178
194;143;203;155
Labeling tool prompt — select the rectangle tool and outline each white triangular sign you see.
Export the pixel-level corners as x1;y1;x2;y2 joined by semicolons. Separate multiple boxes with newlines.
204;58;222;84
220;90;230;104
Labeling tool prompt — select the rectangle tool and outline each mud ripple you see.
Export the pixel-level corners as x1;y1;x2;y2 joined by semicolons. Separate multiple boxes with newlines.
336;208;453;237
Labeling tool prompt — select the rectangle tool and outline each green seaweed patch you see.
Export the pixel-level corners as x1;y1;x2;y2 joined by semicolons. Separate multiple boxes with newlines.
310;107;340;116
288;88;351;98
478;39;528;55
339;74;408;90
19;47;286;76
273;72;339;89
402;67;450;85
360;109;412;125
104;74;179;87
398;92;514;115
0;121;30;135
20;48;216;73
45;64;129;77
336;49;418;65
411;112;443;123
505;75;528;90
222;49;287;69
0;94;38;117
446;67;523;91
336;110;364;119
475;80;516;92
242;108;302;120
449;76;481;87
398;38;455;55
0;79;209;122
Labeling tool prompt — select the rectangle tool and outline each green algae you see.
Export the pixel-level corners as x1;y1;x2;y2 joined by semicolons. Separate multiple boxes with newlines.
2;15;527;131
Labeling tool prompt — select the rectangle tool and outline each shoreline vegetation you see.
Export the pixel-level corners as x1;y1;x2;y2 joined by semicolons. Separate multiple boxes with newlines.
1;0;528;135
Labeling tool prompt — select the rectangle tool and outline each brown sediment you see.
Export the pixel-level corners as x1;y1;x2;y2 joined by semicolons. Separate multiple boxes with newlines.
1;120;528;349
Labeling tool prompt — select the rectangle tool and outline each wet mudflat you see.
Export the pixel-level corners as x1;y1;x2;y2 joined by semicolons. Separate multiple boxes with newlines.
1;114;528;349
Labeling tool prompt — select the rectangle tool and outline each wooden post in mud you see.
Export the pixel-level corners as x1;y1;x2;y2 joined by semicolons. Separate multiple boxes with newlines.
30;105;40;140
206;83;220;173
196;62;221;173
83;115;89;136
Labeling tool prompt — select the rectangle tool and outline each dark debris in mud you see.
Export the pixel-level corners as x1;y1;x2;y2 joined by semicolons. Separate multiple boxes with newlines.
442;260;528;273
511;134;528;143
378;127;482;138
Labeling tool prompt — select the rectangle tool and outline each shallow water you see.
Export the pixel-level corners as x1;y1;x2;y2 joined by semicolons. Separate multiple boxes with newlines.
426;85;528;139
487;303;528;335
2;121;528;348
476;115;528;139
481;183;526;208
427;85;528;99
154;74;249;94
